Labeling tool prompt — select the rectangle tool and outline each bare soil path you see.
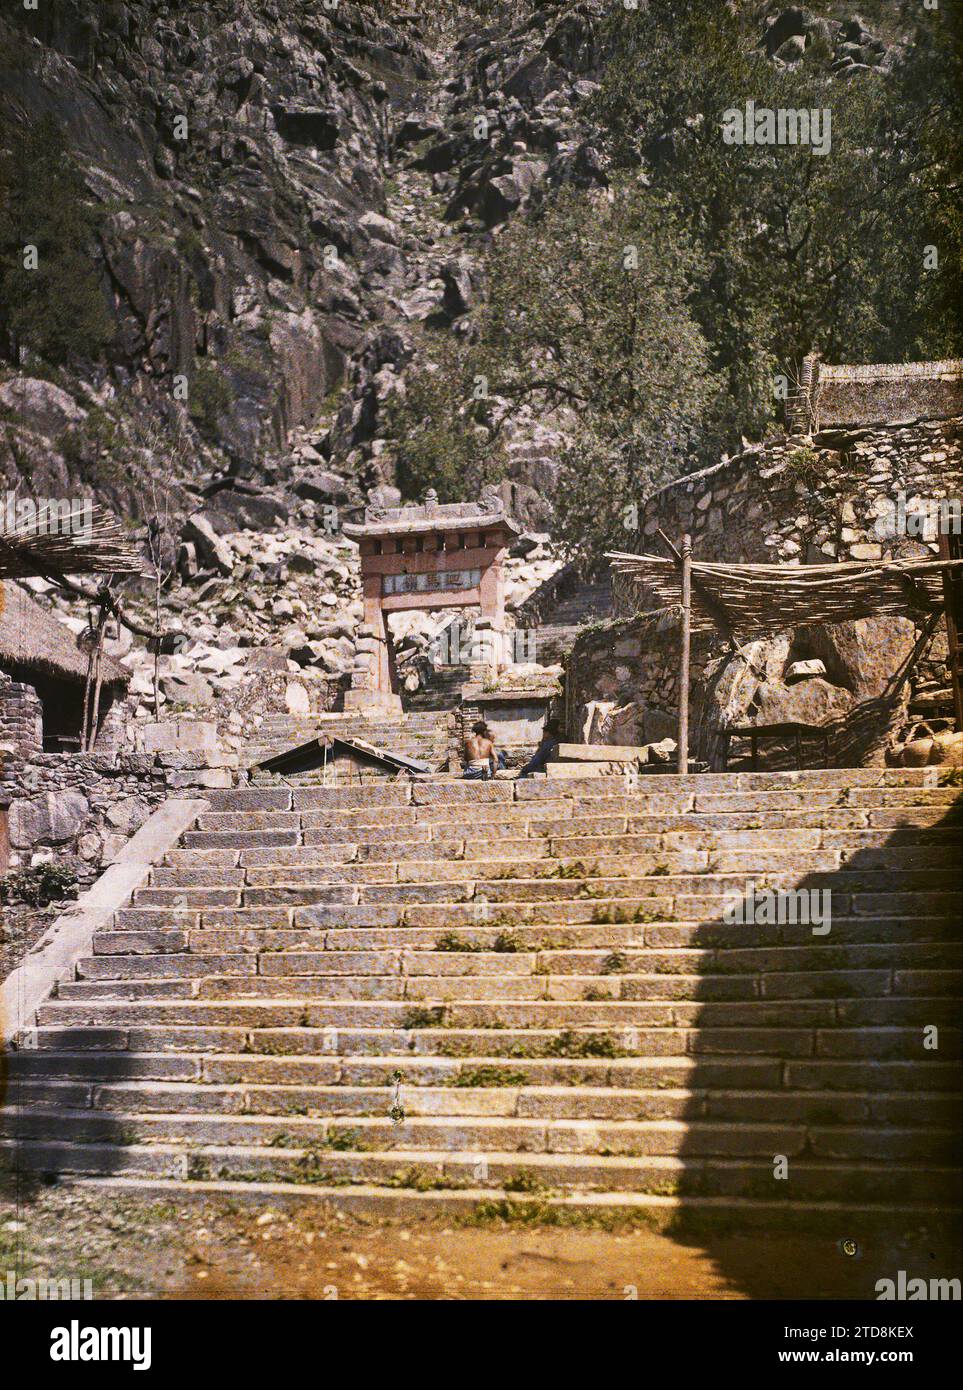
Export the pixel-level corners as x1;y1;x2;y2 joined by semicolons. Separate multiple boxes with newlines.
2;1185;954;1301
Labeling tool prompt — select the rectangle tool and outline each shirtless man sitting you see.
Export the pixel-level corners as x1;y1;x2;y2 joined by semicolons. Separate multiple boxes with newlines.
462;721;504;780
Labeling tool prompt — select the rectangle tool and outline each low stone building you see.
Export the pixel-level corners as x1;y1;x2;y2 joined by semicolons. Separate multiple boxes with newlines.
0;580;130;756
570;360;963;768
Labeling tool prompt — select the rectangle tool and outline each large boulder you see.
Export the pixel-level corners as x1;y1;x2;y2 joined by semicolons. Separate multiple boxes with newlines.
160;670;215;708
0;377;86;437
183;513;234;576
804;616;918;700
293;468;352;505
104;796;151;835
441;257;477;317
478;159;548;227
751;677;852;726
9;791;89;849
204;489;289;533
762;7;814;56
701;616;919;766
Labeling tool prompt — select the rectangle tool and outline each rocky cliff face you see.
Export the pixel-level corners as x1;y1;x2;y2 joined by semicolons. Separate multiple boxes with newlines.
0;1;913;508
0;1;615;514
2;1;429;493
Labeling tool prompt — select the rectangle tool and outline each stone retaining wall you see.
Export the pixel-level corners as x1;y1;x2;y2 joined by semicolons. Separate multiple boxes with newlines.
624;416;962;571
571;417;962;767
0;726;236;886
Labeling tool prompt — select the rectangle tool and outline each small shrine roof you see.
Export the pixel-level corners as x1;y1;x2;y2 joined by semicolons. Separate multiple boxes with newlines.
342;490;520;540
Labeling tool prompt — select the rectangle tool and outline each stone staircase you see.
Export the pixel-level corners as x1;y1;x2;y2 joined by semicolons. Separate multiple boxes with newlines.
3;766;962;1224
403;663;473;711
526;577;614;665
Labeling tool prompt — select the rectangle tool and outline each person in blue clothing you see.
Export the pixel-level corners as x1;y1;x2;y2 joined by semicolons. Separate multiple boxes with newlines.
517;718;562;778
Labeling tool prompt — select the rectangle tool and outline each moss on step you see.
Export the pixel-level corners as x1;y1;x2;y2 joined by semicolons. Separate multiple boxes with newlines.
402;1006;447;1029
546;1030;627;1059
434;932;483;952
447;1065;528;1088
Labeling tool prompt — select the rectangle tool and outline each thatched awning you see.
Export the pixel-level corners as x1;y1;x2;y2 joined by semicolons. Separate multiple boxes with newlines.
0;504;140;580
0;581;129;687
605;551;963;639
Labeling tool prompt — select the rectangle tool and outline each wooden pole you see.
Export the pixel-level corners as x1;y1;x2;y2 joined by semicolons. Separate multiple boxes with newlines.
940;530;963;733
678;534;692;775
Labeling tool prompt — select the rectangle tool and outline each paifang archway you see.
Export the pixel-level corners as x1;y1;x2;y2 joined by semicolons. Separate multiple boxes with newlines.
342;490;520;713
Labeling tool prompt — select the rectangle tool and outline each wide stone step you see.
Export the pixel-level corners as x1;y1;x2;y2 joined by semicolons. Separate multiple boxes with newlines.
24;1019;962;1061
14;1076;959;1129
5;1107;960;1163
192;1052;962;1094
130;880;963;920
112;903;963;940
150;850;905;886
6;1148;957;1212
3;1050;777;1087
103;911;962;954
158;828;963;874
35;995;962;1035
54;967;961;1023
187;803;959;838
15;1049;958;1099
59;967;828;1005
86;938;963;979
73;945;963;999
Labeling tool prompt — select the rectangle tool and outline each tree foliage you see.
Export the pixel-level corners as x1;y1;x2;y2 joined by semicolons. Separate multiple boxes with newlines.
387;183;721;563
590;0;963;439
387;333;498;503
479;184;721;561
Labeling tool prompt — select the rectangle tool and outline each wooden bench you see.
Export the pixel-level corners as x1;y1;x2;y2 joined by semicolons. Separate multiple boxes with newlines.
721;722;835;771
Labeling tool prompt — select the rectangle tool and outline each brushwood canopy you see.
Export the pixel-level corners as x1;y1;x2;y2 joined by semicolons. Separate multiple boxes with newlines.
605;552;963;639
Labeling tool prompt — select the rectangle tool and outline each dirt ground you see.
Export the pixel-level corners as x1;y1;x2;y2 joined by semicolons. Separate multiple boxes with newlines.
2;1183;958;1300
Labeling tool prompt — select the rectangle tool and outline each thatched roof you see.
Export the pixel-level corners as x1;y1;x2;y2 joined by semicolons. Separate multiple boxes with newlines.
0;504;141;579
605;552;963;641
0;581;129;687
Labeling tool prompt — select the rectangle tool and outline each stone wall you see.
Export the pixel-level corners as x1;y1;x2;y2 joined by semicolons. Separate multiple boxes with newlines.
626;416;962;570
0;673;42;756
0;720;238;886
570;416;962;768
0;751;166;885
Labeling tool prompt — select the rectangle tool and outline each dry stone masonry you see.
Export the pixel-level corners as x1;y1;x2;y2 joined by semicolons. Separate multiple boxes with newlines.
570;411;963;768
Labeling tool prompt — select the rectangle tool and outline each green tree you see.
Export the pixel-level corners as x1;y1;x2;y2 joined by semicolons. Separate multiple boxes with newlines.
387;333;497;502
591;1;963;439
0;114;112;364
385;182;720;565
477;183;720;562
